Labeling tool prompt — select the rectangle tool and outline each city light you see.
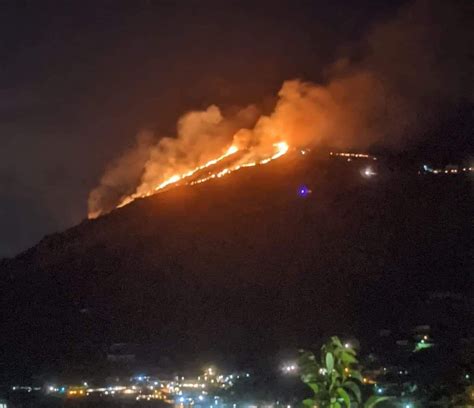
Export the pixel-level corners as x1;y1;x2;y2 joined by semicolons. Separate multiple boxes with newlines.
38;366;246;403
361;166;377;178
282;363;298;374
9;347;453;407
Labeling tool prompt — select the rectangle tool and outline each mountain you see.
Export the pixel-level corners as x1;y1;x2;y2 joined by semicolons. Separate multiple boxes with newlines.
0;150;471;379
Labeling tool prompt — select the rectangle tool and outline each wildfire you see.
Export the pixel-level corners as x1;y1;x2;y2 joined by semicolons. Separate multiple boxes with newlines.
191;141;288;185
154;144;240;191
330;152;377;160
115;141;289;210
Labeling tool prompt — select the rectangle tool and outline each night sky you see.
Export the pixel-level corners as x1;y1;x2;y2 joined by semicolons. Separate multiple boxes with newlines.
0;0;471;257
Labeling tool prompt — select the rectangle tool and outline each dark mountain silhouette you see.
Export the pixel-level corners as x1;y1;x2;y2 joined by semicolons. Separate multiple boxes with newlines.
0;150;471;380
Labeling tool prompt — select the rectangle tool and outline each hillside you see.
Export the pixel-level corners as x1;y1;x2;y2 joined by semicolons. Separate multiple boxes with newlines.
0;151;471;378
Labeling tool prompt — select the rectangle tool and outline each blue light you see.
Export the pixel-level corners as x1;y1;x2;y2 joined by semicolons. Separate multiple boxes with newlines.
298;185;311;197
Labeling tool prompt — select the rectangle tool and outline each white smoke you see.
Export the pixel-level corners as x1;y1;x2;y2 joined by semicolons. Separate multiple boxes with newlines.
89;0;471;218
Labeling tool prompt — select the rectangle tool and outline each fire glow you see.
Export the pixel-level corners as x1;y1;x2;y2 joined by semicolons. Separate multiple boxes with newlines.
114;141;289;212
89;2;469;220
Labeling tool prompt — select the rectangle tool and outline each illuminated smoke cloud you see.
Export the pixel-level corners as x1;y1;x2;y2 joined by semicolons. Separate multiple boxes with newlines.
88;131;155;219
134;104;259;199
88;0;470;218
89;104;259;218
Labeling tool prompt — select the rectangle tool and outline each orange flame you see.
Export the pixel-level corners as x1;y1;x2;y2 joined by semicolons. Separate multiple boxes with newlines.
116;141;289;209
190;142;289;186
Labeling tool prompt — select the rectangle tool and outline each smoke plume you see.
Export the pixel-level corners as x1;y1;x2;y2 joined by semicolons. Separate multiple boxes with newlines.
88;131;155;219
89;0;471;218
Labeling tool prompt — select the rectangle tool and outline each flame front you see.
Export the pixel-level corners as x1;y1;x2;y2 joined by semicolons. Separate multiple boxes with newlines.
190;142;289;186
116;141;289;210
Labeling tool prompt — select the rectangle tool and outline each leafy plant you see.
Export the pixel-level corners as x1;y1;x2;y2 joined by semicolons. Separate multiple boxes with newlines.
299;336;390;408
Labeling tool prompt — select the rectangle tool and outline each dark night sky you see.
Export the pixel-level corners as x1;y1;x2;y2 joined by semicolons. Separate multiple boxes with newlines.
0;0;471;257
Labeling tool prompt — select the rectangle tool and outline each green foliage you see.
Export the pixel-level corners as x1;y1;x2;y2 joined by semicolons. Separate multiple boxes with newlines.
299;336;390;408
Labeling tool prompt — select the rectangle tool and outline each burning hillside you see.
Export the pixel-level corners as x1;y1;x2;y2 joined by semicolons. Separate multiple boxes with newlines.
112;141;289;215
87;76;388;219
88;0;470;219
4;150;472;376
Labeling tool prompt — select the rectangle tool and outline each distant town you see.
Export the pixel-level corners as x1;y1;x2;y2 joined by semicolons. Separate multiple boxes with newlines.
3;291;472;408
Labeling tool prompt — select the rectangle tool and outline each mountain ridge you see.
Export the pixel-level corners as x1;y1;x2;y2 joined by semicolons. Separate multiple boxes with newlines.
1;151;471;378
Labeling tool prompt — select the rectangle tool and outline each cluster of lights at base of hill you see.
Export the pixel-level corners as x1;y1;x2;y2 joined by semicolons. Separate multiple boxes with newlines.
117;141;289;209
41;367;250;403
